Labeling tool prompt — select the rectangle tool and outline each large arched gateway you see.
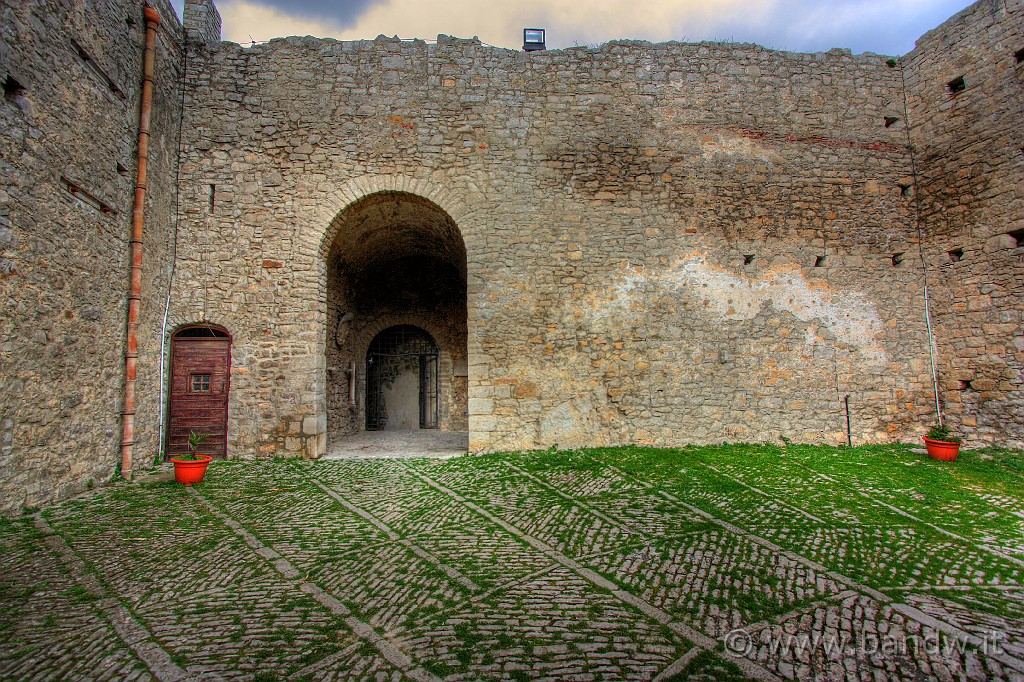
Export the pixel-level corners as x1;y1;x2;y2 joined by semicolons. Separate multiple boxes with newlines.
325;192;468;451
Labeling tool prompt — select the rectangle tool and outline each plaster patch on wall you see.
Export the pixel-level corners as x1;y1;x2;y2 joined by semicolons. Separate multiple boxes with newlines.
596;254;887;362
654;122;784;164
696;130;782;163
538;397;602;449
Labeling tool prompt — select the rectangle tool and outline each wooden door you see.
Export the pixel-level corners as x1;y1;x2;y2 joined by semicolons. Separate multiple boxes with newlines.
168;328;231;459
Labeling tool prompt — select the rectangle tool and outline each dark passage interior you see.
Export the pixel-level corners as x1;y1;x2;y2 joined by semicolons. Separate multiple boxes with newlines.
366;325;439;431
326;192;468;446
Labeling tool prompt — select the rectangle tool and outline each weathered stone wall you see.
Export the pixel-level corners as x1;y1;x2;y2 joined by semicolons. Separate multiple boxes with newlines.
0;0;183;513
173;26;937;456
183;0;220;46
7;0;1020;511
904;0;1024;447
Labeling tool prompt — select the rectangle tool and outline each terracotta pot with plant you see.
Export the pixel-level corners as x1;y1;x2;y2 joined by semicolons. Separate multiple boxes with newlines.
923;423;961;462
170;431;213;485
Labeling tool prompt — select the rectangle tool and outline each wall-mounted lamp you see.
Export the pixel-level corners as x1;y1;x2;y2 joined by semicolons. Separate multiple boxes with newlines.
523;28;546;52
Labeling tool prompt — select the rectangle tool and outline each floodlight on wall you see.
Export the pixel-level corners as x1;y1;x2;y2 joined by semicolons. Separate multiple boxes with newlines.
523;28;546;52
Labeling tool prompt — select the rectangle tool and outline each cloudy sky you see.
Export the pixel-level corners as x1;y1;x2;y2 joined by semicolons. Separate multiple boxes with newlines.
168;0;975;55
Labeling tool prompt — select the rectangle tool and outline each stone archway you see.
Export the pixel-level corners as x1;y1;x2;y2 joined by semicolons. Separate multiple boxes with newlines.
325;191;468;449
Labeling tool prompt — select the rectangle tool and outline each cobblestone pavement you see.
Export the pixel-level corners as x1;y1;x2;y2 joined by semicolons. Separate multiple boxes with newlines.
1;444;1022;681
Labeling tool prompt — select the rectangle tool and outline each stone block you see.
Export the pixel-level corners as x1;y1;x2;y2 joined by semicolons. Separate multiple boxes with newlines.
984;234;1017;252
468;398;493;415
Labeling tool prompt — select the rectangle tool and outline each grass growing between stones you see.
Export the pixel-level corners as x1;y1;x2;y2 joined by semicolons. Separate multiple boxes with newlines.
1;442;1021;680
605;445;1022;582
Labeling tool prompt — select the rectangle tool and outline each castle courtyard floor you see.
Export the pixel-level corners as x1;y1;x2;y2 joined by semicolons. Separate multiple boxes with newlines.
1;444;1022;681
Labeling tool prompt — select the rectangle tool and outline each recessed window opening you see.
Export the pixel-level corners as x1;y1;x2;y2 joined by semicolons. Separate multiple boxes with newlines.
743;254;755;265
1015;48;1024;64
947;76;966;94
1007;228;1024;247
3;75;26;101
959;379;974;391
70;39;126;100
883;116;899;128
209;184;216;211
60;176;115;215
814;255;827;267
891;252;905;267
948;248;964;262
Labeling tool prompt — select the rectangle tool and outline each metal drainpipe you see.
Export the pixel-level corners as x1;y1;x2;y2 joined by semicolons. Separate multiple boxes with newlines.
121;5;161;479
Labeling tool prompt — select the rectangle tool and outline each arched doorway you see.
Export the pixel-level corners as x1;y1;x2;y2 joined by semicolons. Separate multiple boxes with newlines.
366;325;439;431
167;326;231;459
325;191;467;447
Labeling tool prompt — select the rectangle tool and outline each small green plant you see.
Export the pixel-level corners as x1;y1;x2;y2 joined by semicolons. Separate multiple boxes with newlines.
886;58;898;68
177;431;210;461
926;423;961;443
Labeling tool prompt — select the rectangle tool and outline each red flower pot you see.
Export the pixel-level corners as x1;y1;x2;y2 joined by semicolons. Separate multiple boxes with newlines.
170;455;213;485
923;437;960;462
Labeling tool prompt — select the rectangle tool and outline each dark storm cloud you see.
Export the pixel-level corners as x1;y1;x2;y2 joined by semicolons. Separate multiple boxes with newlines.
248;0;383;28
167;0;384;29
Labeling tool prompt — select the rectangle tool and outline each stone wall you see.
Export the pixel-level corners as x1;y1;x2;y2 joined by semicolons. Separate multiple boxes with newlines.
5;0;1021;513
174;27;936;457
905;0;1024;447
0;0;183;513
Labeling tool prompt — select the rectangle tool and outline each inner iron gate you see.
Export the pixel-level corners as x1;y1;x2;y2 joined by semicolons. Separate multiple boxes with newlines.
365;325;439;431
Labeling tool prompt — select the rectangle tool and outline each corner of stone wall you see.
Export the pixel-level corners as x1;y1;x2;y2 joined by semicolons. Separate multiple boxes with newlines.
184;0;221;44
902;0;1024;447
264;413;326;460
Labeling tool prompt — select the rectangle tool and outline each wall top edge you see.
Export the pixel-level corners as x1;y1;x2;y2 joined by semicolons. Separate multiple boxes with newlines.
203;33;897;64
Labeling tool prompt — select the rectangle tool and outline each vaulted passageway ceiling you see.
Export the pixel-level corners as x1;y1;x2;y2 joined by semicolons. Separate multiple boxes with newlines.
327;191;467;285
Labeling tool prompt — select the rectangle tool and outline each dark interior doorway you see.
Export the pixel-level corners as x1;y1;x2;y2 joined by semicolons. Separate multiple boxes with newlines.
168;326;231;458
366;325;439;431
